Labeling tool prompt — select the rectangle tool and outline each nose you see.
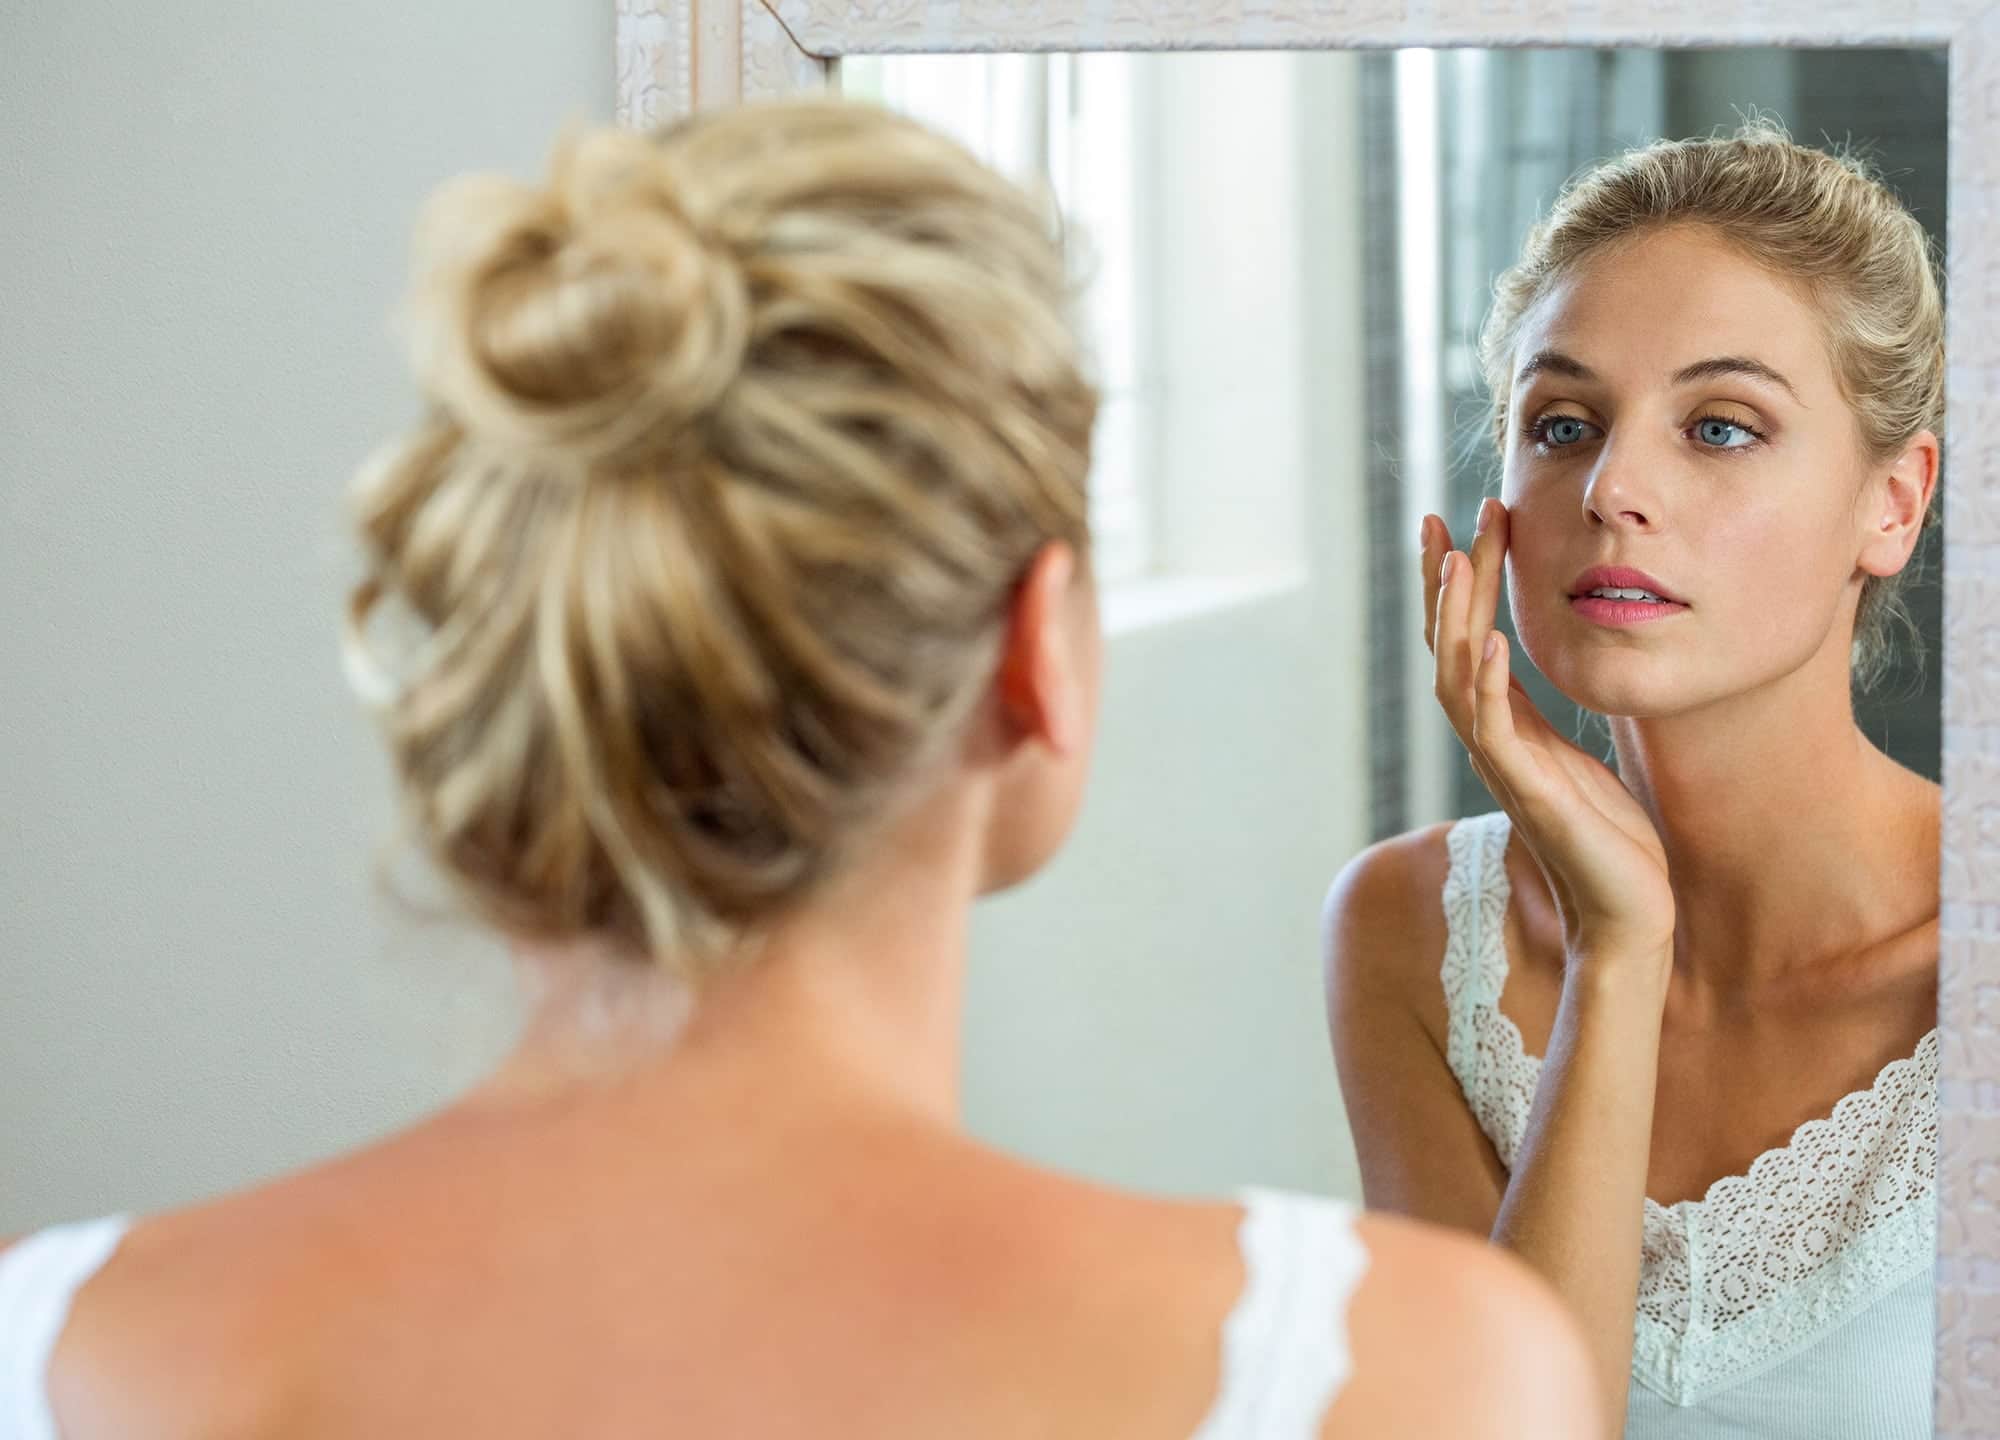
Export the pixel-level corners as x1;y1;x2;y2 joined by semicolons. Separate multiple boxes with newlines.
1581;444;1662;532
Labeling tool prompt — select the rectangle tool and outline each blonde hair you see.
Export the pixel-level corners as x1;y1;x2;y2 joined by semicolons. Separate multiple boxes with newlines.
346;100;1097;975
1479;122;1944;691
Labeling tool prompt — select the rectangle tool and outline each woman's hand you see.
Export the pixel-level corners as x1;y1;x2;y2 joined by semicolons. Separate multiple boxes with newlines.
1423;500;1675;962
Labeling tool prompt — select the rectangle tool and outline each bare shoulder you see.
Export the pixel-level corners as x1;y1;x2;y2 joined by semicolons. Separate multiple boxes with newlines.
1322;822;1457;933
1330;1212;1599;1440
833;1158;1266;1437
986;1168;1258;1326
900;1174;1596;1440
41;1134;447;1440
45;1195;322;1438
1320;821;1458;1042
1060;1187;1598;1439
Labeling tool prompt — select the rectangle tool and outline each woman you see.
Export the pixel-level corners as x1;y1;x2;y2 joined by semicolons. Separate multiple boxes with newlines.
0;102;1595;1439
1324;124;1941;1438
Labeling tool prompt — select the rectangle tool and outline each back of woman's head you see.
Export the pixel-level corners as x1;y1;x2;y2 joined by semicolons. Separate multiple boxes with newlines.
347;100;1098;975
1479;121;1944;689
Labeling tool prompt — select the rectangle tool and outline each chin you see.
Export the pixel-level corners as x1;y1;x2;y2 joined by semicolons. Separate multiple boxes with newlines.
1518;634;1696;720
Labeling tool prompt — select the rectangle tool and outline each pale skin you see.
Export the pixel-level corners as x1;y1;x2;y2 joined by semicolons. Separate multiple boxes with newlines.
10;545;1599;1439
1324;223;1940;1436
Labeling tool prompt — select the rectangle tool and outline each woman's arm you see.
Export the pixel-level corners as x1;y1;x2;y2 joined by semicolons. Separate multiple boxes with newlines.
1486;947;1666;1439
1325;842;1663;1440
1322;835;1508;1231
1327;500;1676;1436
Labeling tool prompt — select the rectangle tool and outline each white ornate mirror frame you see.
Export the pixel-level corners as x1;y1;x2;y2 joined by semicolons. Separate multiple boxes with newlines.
614;2;1999;1432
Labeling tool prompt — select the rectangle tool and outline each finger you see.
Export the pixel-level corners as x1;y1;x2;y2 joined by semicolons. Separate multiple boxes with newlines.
1439;594;1520;806
1432;548;1477;742
1470;631;1559;828
1468;500;1509;664
1440;623;1520;818
1420;515;1449;653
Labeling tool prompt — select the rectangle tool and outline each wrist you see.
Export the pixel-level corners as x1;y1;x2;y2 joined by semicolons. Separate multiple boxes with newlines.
1563;938;1673;1000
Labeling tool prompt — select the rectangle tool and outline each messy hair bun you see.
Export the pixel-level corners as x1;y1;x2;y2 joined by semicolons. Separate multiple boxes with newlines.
405;128;751;472
347;102;1097;973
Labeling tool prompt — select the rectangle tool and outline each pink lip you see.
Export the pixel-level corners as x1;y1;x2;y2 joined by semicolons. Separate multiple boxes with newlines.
1567;565;1688;628
1568;565;1685;604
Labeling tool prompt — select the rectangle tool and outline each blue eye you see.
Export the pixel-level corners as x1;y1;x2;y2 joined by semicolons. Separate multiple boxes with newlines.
1530;415;1595;448
1694;416;1761;449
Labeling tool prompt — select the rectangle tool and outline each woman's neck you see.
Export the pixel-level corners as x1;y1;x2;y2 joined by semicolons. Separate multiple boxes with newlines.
1606;645;1937;997
477;780;990;1130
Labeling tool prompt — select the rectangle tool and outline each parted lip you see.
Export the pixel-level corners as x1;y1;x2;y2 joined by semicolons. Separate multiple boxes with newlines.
1568;565;1687;604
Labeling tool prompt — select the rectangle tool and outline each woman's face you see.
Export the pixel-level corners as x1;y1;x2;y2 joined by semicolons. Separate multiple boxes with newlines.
1501;224;1880;719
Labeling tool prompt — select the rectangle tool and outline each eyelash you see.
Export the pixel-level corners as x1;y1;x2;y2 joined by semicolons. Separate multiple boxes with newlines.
1521;413;1769;453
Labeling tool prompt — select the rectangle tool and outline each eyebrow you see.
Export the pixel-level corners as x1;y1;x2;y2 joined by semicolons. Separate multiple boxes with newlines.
1513;349;1802;404
1668;355;1802;403
1513;350;1595;386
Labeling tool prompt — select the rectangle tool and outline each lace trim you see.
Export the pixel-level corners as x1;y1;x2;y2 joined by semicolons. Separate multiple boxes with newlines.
1439;812;1939;1405
1441;815;1537;1169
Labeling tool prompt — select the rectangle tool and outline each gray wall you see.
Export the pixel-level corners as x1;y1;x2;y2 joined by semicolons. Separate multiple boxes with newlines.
0;2;624;1230
2;15;1368;1229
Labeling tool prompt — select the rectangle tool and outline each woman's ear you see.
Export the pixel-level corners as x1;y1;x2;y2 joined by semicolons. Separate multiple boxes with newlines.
1856;428;1940;579
994;541;1085;756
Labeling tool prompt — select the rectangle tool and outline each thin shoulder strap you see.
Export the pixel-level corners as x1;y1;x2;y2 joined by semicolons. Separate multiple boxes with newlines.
1440;811;1544;1168
1440;812;1514;1083
0;1215;131;1440
1190;1188;1369;1440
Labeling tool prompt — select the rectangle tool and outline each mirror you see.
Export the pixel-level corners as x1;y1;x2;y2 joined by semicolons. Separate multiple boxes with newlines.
850;43;1945;1428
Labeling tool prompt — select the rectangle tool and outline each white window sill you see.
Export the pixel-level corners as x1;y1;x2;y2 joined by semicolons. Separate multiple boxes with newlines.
1101;572;1307;638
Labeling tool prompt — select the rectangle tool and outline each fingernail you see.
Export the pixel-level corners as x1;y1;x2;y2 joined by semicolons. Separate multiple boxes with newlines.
1441;552;1457;584
1475;498;1494;536
1484;632;1500;662
1418;516;1432;549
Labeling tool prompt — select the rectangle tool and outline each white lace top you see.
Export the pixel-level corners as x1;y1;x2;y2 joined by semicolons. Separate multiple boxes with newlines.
0;1190;1365;1439
1442;811;1938;1438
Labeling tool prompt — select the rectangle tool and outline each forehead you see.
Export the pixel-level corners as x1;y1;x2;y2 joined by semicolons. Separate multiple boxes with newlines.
1512;225;1838;397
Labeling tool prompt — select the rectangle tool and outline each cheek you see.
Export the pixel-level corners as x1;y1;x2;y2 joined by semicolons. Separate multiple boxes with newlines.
1499;466;1564;544
1504;561;1562;668
1698;514;1776;600
1500;501;1567;618
1698;492;1844;618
